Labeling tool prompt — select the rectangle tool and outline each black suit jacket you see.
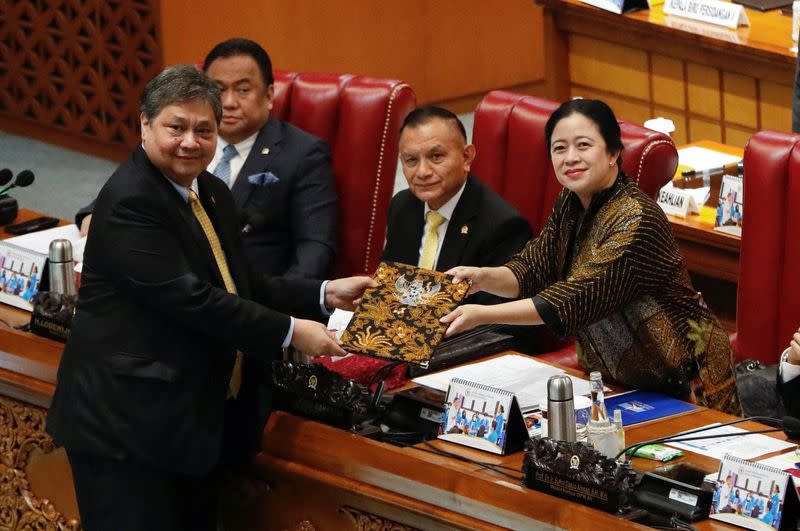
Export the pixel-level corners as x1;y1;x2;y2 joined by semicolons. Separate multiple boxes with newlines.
233;116;337;278
75;115;337;279
381;174;532;305
780;369;800;417
47;146;323;476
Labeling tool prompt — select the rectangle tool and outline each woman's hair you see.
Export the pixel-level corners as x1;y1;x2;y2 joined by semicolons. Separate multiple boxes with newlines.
544;98;624;163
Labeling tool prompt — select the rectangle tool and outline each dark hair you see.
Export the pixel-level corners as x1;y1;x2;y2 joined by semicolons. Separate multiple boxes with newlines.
203;38;274;87
400;106;467;143
544;98;624;162
140;65;221;123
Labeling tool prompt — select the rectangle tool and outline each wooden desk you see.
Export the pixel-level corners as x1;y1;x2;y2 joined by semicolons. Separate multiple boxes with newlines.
667;141;743;284
231;399;789;530
539;0;794;146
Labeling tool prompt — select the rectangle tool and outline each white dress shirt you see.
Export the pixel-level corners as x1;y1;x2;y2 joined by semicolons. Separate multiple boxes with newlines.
780;347;800;382
208;131;258;188
418;181;467;270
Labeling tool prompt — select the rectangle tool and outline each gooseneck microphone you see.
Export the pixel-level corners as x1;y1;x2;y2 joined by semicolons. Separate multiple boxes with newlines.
0;170;35;196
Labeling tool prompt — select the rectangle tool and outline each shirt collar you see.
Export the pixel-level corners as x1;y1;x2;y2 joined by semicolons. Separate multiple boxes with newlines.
215;130;258;160
423;179;468;221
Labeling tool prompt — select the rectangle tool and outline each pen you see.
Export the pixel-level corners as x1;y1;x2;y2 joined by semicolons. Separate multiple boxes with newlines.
681;161;743;178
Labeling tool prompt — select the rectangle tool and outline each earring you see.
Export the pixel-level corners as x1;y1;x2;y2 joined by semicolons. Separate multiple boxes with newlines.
609;161;615;166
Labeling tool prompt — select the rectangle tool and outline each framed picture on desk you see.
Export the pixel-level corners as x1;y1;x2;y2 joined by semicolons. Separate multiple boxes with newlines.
714;174;743;237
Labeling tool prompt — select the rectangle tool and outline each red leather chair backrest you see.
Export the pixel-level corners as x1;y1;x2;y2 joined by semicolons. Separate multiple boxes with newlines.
472;90;678;235
736;131;800;364
272;71;416;278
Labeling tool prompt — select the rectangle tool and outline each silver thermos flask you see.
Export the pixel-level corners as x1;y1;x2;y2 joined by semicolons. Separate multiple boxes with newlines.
547;374;576;442
48;239;76;295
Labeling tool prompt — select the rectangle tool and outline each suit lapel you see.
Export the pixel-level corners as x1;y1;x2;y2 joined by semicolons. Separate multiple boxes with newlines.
230;116;282;207
437;175;479;272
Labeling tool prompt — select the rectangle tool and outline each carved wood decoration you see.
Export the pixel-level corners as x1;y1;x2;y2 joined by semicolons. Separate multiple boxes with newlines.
0;396;79;531
339;507;418;531
0;0;163;160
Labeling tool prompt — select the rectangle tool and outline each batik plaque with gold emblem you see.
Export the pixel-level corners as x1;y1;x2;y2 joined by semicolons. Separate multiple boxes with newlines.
340;261;470;367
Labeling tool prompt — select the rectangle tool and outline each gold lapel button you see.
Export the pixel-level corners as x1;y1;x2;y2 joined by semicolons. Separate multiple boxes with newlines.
461;225;469;234
261;147;270;155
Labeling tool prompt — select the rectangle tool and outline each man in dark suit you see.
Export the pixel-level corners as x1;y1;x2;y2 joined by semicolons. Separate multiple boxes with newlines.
76;38;337;279
382;106;532;306
46;65;371;531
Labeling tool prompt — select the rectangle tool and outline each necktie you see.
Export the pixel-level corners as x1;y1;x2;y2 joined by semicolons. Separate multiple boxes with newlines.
212;144;238;186
188;189;242;397
419;210;446;270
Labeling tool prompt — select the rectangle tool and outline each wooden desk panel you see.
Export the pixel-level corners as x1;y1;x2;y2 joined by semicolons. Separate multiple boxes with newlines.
539;0;794;145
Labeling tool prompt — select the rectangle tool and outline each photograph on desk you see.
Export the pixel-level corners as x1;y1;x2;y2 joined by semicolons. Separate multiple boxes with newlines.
714;174;744;237
440;377;527;455
0;240;45;311
339;261;470;366
709;453;797;530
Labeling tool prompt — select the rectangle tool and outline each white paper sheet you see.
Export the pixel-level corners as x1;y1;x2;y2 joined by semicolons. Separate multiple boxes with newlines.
678;146;741;171
411;354;592;411
5;224;85;262
667;423;795;460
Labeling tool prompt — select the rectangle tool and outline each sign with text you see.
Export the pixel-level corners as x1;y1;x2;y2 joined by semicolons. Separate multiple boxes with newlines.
579;0;648;14
657;185;700;218
664;0;749;28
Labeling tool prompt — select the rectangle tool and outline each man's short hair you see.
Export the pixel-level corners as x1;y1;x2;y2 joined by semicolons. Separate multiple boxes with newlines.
400;106;467;143
203;38;274;87
140;65;221;123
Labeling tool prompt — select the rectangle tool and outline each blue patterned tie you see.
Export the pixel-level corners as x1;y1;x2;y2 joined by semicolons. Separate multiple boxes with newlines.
212;144;238;186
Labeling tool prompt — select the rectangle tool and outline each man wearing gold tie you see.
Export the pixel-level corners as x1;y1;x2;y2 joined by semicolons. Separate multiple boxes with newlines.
46;65;373;531
381;106;532;307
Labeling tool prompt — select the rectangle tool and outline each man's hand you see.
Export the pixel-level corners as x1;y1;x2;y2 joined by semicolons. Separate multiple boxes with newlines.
79;214;92;237
324;276;377;311
291;318;346;357
788;328;800;365
440;304;486;337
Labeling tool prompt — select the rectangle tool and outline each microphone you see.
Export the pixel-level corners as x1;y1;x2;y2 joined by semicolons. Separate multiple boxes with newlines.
241;212;266;234
0;170;35;196
0;169;12;186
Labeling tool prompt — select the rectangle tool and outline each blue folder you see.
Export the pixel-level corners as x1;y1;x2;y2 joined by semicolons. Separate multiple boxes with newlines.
604;390;699;426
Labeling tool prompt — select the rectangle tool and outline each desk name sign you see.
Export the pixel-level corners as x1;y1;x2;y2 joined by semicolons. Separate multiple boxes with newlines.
664;0;749;29
657;185;700;218
579;0;648;14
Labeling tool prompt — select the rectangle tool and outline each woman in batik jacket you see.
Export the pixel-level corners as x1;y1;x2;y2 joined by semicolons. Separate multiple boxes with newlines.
442;99;739;415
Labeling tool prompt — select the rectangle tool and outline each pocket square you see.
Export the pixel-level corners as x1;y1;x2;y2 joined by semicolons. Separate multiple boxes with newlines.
247;171;279;187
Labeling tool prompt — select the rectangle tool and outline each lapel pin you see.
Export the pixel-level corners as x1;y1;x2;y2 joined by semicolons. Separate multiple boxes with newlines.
261;147;270;155
461;225;469;235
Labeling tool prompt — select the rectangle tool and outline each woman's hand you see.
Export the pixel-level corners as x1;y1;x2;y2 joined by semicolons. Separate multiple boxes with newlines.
440;304;486;337
446;266;487;296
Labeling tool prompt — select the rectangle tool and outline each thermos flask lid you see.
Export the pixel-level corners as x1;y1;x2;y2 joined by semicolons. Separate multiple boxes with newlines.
547;374;574;401
49;239;73;262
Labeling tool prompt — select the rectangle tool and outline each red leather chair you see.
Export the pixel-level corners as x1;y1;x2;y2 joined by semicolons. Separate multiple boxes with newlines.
471;90;679;368
733;131;800;364
472;91;677;235
272;71;416;278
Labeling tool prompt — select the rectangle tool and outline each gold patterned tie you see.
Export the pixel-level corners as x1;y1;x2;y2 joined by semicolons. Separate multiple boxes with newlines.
418;210;446;270
188;189;243;397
